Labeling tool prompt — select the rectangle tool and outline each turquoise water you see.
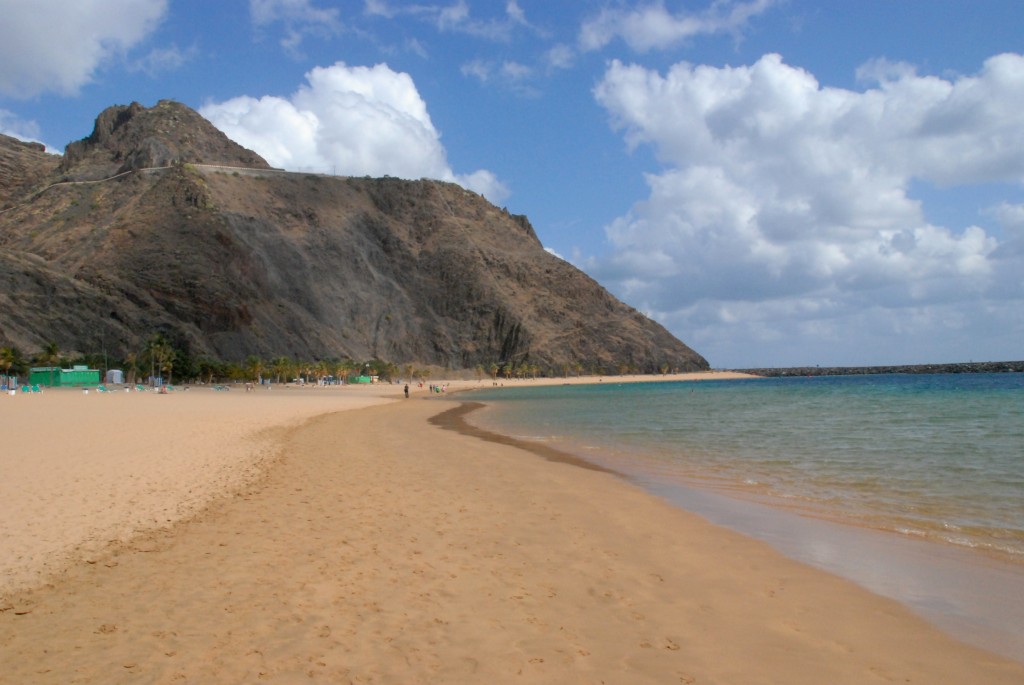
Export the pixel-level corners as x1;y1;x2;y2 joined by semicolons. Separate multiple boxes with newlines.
468;374;1024;561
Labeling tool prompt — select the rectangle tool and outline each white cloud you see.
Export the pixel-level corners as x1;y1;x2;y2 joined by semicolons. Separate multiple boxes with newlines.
366;0;536;42
591;53;1024;366
461;58;540;96
669;297;1023;368
988;202;1024;266
405;37;429;59
505;1;527;27
0;0;167;98
250;0;343;56
0;109;42;143
544;246;566;261
579;0;778;53
544;44;576;72
129;44;198;78
436;0;533;40
363;0;393;19
461;59;492;83
501;60;532;81
200;62;508;203
452;169;508;204
251;0;341;28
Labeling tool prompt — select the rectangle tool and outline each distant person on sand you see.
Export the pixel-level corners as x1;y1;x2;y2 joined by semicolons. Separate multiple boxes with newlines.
404;384;409;398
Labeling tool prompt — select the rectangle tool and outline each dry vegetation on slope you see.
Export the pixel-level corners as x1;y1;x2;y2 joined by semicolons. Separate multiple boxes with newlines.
0;101;706;375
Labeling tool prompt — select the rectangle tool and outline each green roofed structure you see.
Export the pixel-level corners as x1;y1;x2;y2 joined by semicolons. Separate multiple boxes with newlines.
29;365;101;387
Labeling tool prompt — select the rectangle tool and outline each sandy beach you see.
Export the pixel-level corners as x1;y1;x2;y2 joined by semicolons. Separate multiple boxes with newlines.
2;376;1022;683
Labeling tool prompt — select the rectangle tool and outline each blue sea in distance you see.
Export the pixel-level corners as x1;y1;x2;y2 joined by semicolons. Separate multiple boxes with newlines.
468;373;1024;562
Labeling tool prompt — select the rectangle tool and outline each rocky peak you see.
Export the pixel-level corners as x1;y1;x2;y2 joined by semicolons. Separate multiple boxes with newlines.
0;133;60;209
59;99;270;179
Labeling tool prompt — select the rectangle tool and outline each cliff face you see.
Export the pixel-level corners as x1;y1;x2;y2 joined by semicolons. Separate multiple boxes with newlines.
0;134;59;208
0;101;708;373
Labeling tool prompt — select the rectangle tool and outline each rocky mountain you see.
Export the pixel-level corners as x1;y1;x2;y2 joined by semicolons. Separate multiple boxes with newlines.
0;100;708;374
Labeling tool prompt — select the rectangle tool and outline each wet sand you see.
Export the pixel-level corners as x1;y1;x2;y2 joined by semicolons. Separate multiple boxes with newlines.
442;394;1024;664
2;380;1022;683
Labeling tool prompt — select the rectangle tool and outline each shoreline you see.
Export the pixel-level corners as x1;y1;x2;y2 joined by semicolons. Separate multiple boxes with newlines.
428;401;619;475
439;395;1024;663
3;377;1022;682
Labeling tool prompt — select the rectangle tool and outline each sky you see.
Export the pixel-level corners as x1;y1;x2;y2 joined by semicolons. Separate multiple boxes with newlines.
2;0;1023;368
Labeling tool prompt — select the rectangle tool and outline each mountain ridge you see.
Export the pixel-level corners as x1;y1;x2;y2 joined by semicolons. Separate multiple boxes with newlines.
0;101;708;375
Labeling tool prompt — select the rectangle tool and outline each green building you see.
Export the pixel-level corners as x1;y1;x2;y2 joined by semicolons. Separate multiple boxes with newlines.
29;365;101;387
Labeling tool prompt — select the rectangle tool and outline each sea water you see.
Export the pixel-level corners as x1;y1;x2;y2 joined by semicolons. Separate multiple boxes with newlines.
466;373;1024;659
470;373;1024;559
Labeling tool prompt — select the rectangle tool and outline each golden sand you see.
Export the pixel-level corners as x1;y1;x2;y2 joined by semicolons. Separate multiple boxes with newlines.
1;377;1021;683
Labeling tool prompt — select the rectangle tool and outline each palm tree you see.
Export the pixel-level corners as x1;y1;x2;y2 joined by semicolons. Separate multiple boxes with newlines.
144;333;175;386
327;358;346;385
35;341;61;386
243;355;265;383
1;346;25;387
332;358;352;384
160;352;175;386
0;347;12;387
299;359;315;384
123;351;138;385
270;356;293;384
224;362;244;382
196;357;220;384
375;360;398;383
314;359;330;384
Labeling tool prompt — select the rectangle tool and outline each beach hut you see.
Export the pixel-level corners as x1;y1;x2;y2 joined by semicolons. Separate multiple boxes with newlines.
105;369;125;385
29;365;101;387
29;367;60;387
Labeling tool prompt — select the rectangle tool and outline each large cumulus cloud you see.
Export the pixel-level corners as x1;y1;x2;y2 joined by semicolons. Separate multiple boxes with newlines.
200;62;507;202
592;53;1024;366
0;0;167;98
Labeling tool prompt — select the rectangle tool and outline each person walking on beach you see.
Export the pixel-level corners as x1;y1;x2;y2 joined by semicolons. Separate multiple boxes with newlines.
404;384;409;398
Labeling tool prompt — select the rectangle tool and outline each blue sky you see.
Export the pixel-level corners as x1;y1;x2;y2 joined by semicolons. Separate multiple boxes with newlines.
2;0;1023;368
